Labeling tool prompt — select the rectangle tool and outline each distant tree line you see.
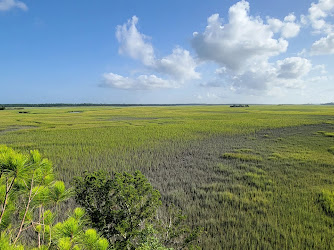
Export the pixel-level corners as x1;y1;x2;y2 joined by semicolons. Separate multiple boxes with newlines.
0;103;208;108
0;103;256;108
230;104;249;108
322;102;334;105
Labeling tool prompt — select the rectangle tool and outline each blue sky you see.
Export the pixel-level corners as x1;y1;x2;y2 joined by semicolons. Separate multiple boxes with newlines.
0;0;333;104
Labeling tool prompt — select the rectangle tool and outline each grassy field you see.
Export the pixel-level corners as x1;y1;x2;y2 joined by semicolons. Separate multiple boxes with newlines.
1;105;334;249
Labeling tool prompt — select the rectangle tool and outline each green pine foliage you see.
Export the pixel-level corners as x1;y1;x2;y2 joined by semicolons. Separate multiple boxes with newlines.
52;208;109;250
0;146;108;249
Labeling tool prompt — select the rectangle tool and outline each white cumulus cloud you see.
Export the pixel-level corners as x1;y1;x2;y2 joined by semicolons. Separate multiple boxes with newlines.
307;0;334;55
155;47;200;81
307;0;334;33
192;0;311;93
101;73;177;90
276;57;312;79
311;32;334;55
204;57;313;92
0;0;27;11
191;0;289;72
116;16;155;66
267;14;301;39
105;16;200;89
103;0;325;95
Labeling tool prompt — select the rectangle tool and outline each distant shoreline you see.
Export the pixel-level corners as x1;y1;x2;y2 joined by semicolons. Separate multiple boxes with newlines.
0;103;324;107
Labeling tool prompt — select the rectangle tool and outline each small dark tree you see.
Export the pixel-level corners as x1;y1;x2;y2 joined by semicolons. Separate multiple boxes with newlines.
74;171;162;249
155;205;203;249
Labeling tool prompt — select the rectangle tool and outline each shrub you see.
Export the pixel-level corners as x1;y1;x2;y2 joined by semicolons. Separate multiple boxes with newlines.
222;153;263;162
319;190;334;216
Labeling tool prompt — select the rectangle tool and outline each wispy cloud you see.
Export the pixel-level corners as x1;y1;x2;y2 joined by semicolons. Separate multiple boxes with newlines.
0;0;27;11
101;73;178;90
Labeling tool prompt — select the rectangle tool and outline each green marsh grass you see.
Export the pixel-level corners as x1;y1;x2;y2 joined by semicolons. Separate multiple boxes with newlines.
1;105;334;248
222;152;263;162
